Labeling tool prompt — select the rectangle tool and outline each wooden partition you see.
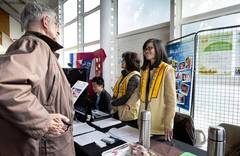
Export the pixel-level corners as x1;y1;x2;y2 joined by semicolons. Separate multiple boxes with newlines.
0;9;9;37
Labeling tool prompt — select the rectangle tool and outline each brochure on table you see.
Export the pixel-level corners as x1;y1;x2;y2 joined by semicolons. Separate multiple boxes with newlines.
107;125;139;143
74;130;109;146
73;121;96;136
91;117;122;128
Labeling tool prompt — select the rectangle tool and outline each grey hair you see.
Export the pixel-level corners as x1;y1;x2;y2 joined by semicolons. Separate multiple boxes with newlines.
20;2;56;29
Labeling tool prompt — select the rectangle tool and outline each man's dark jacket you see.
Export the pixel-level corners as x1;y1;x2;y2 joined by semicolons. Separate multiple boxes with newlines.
91;89;111;113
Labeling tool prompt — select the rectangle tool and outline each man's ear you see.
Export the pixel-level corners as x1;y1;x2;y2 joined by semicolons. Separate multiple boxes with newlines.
42;15;49;29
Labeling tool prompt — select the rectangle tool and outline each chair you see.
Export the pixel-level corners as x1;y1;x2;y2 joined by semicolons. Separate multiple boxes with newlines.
219;123;240;156
173;112;196;145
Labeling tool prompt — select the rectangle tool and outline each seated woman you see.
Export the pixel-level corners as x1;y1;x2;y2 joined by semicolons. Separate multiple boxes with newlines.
111;51;141;128
90;76;111;114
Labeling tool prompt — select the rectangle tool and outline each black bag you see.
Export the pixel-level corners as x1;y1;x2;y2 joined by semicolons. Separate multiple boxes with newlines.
173;112;196;145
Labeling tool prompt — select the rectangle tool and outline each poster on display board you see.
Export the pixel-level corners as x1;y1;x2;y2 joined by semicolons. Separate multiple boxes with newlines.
166;40;194;111
198;32;233;76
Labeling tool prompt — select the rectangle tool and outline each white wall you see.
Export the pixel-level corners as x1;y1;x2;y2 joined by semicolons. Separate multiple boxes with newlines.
115;23;170;77
101;1;170;94
9;17;24;40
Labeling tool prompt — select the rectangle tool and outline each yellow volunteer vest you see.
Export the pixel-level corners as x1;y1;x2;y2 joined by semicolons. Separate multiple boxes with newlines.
112;71;140;121
140;62;168;102
113;71;140;98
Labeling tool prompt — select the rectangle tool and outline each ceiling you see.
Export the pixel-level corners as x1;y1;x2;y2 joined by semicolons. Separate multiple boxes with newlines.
0;0;58;22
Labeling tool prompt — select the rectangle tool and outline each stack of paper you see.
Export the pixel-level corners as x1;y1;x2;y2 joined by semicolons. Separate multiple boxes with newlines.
74;130;109;146
91;117;122;128
107;125;139;143
92;109;109;118
73;122;96;136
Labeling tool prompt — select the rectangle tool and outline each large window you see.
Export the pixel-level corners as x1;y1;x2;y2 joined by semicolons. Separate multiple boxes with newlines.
64;22;77;48
178;0;240;36
63;0;77;24
82;0;100;51
60;0;101;67
84;10;100;43
182;13;240;36
118;0;170;34
84;0;100;13
84;44;100;52
182;0;240;18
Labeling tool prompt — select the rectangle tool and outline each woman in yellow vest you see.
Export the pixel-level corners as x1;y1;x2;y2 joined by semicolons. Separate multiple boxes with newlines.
132;38;176;141
112;51;141;127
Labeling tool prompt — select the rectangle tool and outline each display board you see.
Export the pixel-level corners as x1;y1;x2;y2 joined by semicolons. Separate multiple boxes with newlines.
166;34;195;112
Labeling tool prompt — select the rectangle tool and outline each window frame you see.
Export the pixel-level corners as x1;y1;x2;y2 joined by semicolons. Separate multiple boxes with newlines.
172;0;240;38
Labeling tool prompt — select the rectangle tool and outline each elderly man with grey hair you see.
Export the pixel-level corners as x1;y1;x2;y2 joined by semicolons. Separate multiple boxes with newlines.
0;2;75;156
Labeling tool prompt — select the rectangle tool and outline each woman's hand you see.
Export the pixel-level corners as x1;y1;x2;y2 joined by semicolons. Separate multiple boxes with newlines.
164;128;173;141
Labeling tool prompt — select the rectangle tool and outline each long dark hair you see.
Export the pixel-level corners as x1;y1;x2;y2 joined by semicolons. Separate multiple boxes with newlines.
141;38;169;70
122;51;140;72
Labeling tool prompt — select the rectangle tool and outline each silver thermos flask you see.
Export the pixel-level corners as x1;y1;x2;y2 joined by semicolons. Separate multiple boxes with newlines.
139;110;151;149
207;126;225;156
